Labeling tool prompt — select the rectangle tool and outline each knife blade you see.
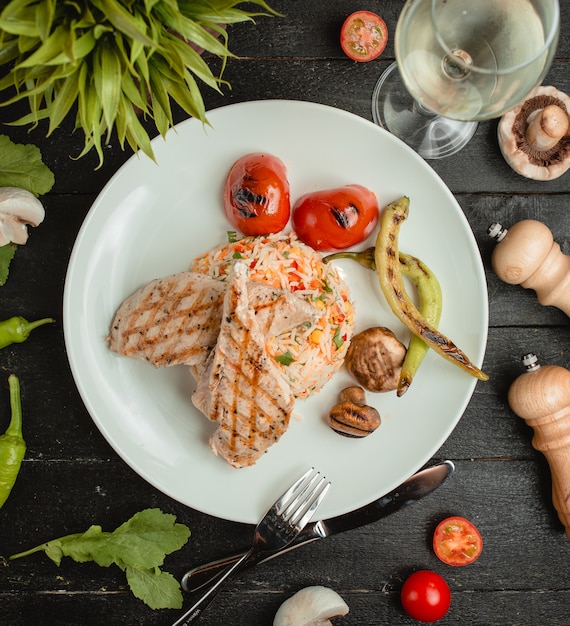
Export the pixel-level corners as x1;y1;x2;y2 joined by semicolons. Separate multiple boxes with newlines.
181;460;454;593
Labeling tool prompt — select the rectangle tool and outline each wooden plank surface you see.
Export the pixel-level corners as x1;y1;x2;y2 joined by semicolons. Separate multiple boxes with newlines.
0;1;569;625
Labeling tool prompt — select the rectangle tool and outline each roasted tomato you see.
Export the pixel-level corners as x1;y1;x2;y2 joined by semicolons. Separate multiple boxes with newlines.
292;184;379;251
340;11;388;62
224;153;290;236
401;570;451;623
433;516;483;566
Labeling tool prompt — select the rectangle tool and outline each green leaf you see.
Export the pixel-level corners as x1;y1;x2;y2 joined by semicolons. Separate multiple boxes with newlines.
46;71;81;135
9;508;191;610
275;351;295;366
45;526;109;566
126;566;184;610
0;135;55;196
90;0;156;47
35;0;56;41
90;508;190;570
16;24;72;68
99;41;123;131
0;243;17;286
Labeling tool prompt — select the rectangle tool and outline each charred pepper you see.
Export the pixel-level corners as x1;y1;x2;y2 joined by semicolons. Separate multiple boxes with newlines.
0;375;26;508
375;196;488;381
0;316;55;349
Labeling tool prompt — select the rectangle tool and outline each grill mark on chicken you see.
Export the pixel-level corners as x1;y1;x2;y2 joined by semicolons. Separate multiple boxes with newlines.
110;271;319;376
193;262;294;468
109;264;321;468
108;272;226;368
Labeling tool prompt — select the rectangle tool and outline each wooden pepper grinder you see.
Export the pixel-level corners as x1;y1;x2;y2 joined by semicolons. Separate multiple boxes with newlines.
488;220;570;317
508;353;570;538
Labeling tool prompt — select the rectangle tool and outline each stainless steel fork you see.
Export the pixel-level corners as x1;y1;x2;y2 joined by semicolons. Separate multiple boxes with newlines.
171;467;330;625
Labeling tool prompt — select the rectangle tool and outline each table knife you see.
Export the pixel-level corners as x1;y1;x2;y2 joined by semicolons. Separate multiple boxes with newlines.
181;460;454;593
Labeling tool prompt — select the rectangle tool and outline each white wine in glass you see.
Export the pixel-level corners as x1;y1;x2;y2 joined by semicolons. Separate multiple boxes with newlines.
372;0;560;159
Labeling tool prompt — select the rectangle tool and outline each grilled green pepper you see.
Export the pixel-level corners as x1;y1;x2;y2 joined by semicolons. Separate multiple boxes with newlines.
0;375;26;508
0;316;55;349
375;196;488;381
323;248;442;395
397;253;442;396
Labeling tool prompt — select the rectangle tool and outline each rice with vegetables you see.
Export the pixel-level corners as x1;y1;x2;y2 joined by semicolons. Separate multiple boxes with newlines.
191;232;354;398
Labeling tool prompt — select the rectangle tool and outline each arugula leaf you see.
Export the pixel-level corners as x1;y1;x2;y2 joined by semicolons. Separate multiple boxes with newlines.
0;135;55;196
9;508;191;610
92;508;190;569
0;243;16;286
126;565;184;610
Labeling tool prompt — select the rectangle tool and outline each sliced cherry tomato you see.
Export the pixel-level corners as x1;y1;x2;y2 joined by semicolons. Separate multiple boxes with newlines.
292;184;379;251
224;153;290;236
433;515;483;567
401;570;451;623
340;11;388;62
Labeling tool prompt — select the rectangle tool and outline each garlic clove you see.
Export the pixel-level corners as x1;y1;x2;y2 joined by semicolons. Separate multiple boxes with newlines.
273;586;349;626
0;187;45;246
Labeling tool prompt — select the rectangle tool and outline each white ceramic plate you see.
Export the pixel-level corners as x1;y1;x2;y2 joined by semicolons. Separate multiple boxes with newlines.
64;100;488;524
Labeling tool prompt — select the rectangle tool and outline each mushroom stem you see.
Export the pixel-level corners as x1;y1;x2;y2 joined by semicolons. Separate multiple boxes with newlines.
525;104;569;151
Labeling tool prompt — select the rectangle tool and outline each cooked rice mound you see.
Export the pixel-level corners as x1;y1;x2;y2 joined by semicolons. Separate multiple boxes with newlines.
191;232;354;399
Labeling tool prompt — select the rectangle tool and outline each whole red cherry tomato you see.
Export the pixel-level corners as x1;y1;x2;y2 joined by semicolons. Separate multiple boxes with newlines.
292;184;379;251
401;570;451;623
433;516;483;567
224;153;290;236
340;11;389;62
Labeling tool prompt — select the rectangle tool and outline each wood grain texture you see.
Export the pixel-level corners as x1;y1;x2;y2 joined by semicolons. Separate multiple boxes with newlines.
0;1;569;624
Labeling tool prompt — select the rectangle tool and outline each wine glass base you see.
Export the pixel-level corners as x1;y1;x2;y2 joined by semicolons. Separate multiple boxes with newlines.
372;62;478;160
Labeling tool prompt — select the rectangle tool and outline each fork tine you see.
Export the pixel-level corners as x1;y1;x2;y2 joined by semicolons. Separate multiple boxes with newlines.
290;477;330;528
273;467;315;512
281;468;320;519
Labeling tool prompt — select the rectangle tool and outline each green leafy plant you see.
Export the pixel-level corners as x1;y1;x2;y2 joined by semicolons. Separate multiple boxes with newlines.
0;1;278;166
9;508;191;610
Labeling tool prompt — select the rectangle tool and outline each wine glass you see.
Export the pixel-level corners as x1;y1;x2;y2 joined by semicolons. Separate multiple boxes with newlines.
372;0;560;159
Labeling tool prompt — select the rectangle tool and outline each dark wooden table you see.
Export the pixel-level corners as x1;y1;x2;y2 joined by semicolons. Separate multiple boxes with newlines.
1;2;569;624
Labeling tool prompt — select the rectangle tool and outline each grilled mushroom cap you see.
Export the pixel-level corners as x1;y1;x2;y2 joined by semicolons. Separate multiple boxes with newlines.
327;386;381;438
345;326;406;392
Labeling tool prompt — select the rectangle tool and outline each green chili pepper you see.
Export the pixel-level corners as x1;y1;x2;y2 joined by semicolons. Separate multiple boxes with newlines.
324;247;442;395
375;196;488;381
397;253;442;396
0;316;55;349
0;375;26;508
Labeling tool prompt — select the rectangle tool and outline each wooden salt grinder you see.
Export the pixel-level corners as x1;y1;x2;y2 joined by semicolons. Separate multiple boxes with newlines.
508;353;570;539
488;220;570;317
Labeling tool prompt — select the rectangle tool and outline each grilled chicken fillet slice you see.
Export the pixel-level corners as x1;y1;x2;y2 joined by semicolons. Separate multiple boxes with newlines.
108;272;226;368
193;262;294;468
110;269;319;373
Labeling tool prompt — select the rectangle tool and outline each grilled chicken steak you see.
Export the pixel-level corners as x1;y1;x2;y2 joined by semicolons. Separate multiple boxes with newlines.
193;262;295;468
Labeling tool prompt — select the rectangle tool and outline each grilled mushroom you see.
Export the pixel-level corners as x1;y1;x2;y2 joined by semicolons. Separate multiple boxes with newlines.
327;386;381;438
345;326;406;392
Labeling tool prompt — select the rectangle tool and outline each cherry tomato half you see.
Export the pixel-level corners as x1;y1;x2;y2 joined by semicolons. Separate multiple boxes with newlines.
224;153;290;236
433;516;483;567
340;11;389;62
401;570;451;623
292;184;379;251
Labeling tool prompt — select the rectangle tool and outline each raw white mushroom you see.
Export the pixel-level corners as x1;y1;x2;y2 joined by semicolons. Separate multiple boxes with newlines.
0;187;45;246
273;586;349;626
